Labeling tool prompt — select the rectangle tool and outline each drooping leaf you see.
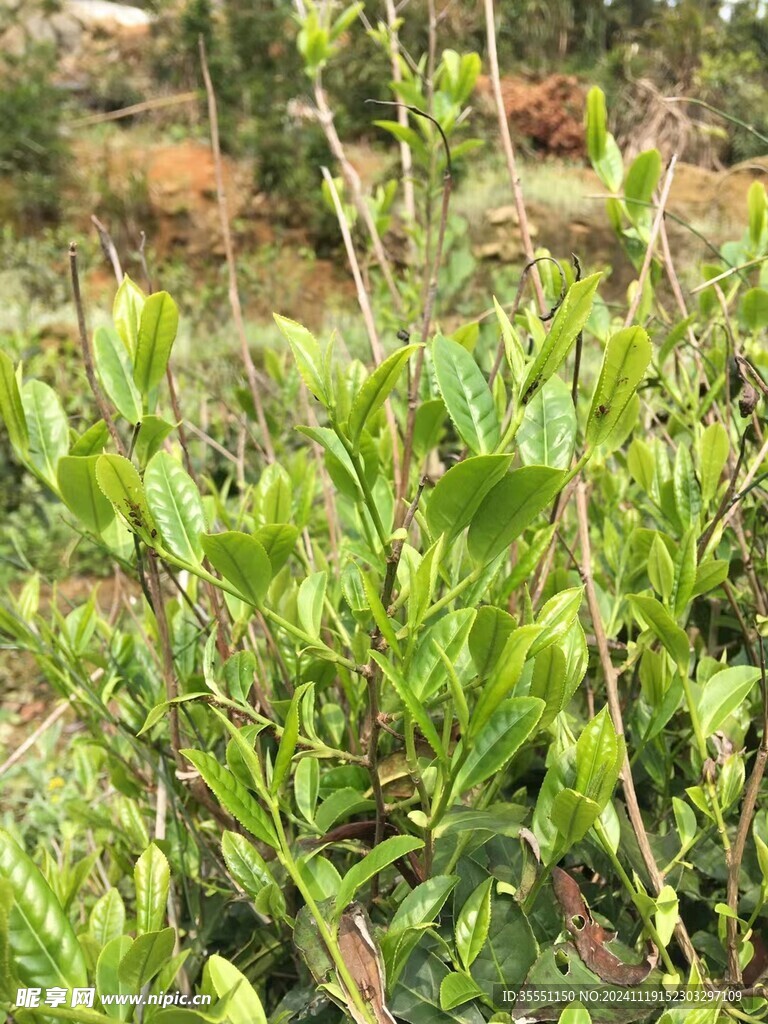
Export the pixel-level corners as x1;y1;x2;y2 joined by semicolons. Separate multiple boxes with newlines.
201;532;272;606
426;455;511;541
58;456;115;535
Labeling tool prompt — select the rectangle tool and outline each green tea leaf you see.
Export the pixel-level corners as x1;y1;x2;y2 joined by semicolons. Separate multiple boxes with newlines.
348;344;420;446
221;832;276;901
181;749;278;848
335;835;424;915
297;571;326;639
625;149;661;206
113;274;146;353
205;954;268;1024
201;532;272;606
518;376;576;469
145;451;206;562
0;828;88;989
272;684;310;793
455;877;493;970
521;273;601;407
426;454;511;541
629;594;690;674
58;456;115;535
551;789;602;847
94;325;142;424
433;334;499;454
698;665;761;737
96;453;157;541
118;927;175;989
89;889;125;950
135;844;170;935
453;697;543;795
134;291;179;395
0;351;28;457
22;379;69;489
470;625;541;736
586;327;651;448
274;314;327;404
467;466;565;565
586;86;607;164
698;422;729;505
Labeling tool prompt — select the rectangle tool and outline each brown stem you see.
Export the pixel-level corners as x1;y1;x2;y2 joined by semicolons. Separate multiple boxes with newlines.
725;637;768;984
483;0;546;315
146;553;182;763
624;155;678;328
398;116;452;512
313;81;403;315
575;480;699;970
68;243;126;457
320;167;401;489
199;37;275;463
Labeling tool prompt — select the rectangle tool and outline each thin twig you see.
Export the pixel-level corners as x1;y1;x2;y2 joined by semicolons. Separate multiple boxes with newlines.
91;215;124;283
725;637;768;984
575;480;699;969
483;0;546;314
68;91;199;128
624;155;678;328
199;37;275;463
0;699;72;777
313;81;403;314
384;0;416;240
321;168;401;488
69;243;126;456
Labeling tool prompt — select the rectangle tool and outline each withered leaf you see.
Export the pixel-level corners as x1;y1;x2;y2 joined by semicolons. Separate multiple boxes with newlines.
337;904;396;1024
552;868;657;985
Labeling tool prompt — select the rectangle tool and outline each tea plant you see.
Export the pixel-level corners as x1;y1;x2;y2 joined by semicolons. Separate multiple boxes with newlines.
0;25;767;1024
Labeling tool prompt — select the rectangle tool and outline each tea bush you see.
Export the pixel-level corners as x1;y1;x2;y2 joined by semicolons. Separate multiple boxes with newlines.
0;10;767;1024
